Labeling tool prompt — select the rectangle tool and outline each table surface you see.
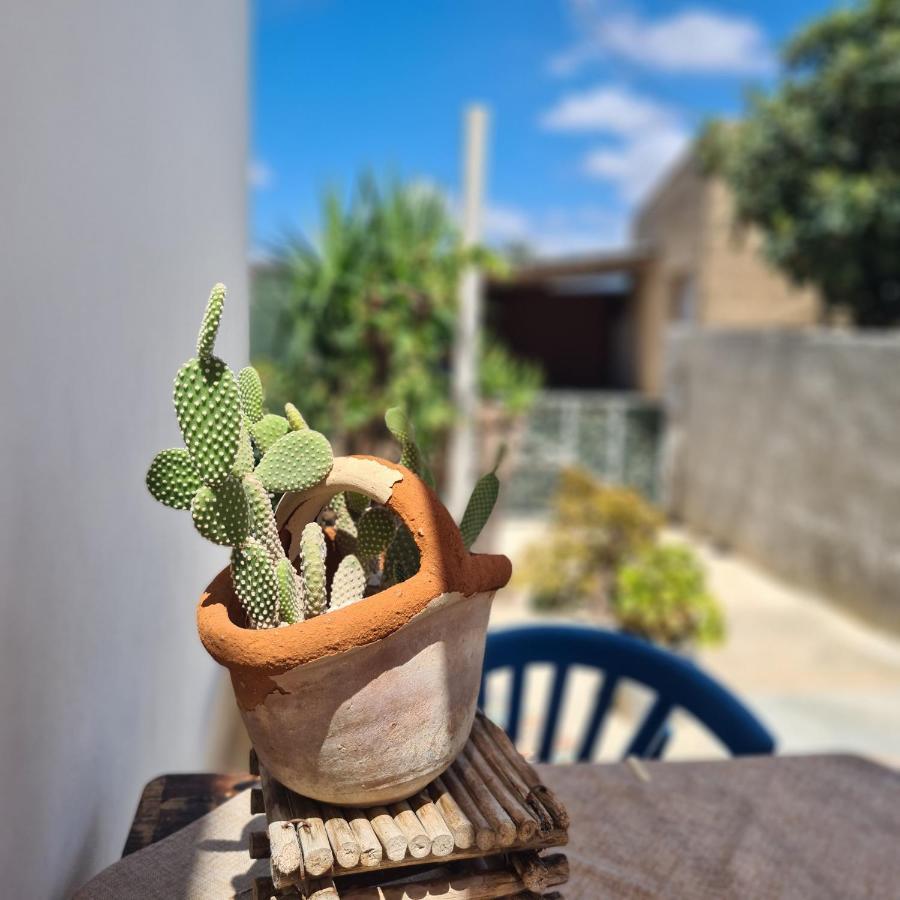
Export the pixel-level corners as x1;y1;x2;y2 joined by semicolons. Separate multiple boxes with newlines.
123;755;900;899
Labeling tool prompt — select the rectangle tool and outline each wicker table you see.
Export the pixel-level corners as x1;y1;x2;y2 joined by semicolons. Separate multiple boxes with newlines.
123;755;900;899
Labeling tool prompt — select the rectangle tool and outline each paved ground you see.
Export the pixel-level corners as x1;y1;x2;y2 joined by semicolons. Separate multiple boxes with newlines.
487;521;900;766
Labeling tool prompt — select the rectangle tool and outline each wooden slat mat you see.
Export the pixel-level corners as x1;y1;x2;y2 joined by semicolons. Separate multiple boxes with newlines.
250;712;569;897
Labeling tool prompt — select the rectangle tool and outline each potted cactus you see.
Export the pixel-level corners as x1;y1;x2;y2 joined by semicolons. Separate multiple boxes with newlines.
147;285;511;805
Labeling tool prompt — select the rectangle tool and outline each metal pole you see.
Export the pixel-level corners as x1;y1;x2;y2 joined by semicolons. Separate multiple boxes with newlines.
446;104;489;519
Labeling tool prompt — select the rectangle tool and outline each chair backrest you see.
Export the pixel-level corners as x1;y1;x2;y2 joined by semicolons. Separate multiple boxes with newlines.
480;624;775;761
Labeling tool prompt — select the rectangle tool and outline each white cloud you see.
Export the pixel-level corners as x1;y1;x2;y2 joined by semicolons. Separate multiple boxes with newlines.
248;160;274;190
482;202;627;257
550;3;774;77
540;85;690;202
540;84;677;134
583;127;689;202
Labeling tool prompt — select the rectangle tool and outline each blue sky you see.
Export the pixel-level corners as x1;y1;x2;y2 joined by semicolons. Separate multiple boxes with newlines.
252;0;833;257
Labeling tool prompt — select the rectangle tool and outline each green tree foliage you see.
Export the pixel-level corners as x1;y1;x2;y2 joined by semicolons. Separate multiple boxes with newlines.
701;0;900;326
252;175;541;454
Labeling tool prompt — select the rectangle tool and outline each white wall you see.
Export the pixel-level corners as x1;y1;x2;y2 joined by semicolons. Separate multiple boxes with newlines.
0;2;248;895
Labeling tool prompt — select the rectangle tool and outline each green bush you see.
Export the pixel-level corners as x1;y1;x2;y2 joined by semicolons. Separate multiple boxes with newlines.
613;545;724;649
518;468;662;611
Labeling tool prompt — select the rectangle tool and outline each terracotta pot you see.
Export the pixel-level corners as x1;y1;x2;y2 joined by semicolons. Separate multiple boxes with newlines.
197;456;511;806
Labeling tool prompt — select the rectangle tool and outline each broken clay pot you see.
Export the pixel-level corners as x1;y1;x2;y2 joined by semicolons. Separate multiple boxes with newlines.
196;455;512;806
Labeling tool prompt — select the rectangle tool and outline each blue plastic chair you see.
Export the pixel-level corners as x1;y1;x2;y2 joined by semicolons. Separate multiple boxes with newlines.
479;624;775;761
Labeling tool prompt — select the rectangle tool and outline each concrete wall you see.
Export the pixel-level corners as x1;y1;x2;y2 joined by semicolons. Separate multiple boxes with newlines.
0;2;248;895
664;329;900;633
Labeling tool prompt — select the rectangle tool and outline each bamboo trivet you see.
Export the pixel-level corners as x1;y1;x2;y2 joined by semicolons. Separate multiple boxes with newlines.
248;712;569;899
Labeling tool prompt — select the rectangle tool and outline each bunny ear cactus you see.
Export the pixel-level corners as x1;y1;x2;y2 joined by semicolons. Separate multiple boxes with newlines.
299;522;328;617
284;402;307;431
385;407;435;488
250;414;290;455
458;444;506;550
331;555;367;609
356;506;396;565
147;282;337;630
275;558;303;625
146;449;202;510
149;283;509;629
256;429;334;493
231;540;280;629
238;366;265;424
196;283;226;359
191;478;250;546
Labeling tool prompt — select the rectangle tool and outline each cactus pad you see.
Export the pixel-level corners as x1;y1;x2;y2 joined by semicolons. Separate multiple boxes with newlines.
231;539;279;628
345;491;369;519
249;414;290;455
299;522;328;617
191;478;250;546
284;402;307;430
328;492;358;556
330;555;366;609
275;557;302;624
458;446;505;550
256;429;334;493
356;506;397;563
174;355;241;485
196;283;226;359
238;366;265;424
384;407;434;487
384;524;420;586
242;473;283;562
146;448;202;510
233;423;255;476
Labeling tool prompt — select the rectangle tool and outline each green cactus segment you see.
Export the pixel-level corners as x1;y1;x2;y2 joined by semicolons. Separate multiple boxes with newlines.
356;507;397;564
329;493;358;537
173;356;241;485
255;429;334;493
330;555;367;609
233;423;255;476
329;491;359;556
242;473;283;561
231;540;279;629
196;283;227;359
459;474;499;550
191;478;250;546
275;557;302;624
146;448;202;510
299;522;328;617
458;444;506;550
284;402;307;431
384;524;420;586
384;407;434;487
345;491;369;519
249;414;290;455
238;366;265;424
